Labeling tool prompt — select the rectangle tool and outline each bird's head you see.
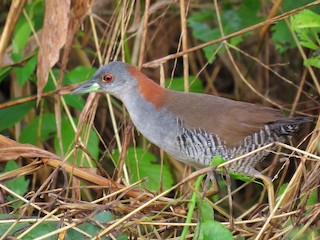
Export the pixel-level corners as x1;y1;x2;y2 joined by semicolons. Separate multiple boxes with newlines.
72;61;137;98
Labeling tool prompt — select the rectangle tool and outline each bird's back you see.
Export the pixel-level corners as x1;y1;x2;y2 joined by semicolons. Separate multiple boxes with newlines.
164;91;283;148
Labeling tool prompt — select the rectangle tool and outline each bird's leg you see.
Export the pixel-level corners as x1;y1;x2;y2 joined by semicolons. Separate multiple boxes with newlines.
225;170;234;229
203;171;220;197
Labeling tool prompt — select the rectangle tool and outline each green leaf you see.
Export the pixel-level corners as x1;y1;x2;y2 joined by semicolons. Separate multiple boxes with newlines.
278;183;288;197
4;161;29;197
65;66;97;84
200;221;233;240
228;171;254;183
61;66;96;110
12;21;32;54
273;8;320;53
68;211;115;239
210;155;226;167
291;10;320;53
93;211;114;223
112;147;174;191
306;189;318;206
238;0;262;28
165;75;204;93
304;57;320;68
0;214;30;237
285;227;320;240
25;222;57;240
25;0;45;30
41;68;59;92
197;198;214;223
19;113;57;145
291;10;320;29
282;0;319;12
272;21;296;53
187;10;222;63
0;217;56;240
14;55;38;86
73;223;106;240
0;67;11;84
64;95;85;110
196;196;233;240
54;117;99;166
0;100;35;132
193;203;233;240
68;211;126;239
187;1;261;62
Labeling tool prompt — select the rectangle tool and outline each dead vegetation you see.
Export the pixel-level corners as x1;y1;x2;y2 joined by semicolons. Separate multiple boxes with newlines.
0;0;319;239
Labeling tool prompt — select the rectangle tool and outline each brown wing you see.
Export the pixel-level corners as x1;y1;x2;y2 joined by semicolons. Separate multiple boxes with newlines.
165;91;283;148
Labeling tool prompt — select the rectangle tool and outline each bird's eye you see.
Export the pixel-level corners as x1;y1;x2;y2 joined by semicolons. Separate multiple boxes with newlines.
102;73;113;83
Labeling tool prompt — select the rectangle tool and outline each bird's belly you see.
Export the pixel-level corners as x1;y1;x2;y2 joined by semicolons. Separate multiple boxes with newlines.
168;127;229;167
128;106;182;153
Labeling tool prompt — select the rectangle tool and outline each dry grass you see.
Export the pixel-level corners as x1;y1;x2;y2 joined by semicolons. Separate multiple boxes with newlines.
0;0;319;239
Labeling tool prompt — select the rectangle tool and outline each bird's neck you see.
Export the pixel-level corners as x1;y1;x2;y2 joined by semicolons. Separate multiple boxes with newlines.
126;65;167;109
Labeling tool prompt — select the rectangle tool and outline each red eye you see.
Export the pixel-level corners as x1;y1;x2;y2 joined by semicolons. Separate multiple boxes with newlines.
102;73;113;82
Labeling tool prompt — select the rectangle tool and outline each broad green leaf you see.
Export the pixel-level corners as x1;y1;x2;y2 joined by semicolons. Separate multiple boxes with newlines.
0;100;35;132
65;66;97;84
20;113;56;145
291;10;320;54
282;0;320;12
12;21;32;54
238;0;262;28
113;147;174;191
273;7;320;53
0;216;57;240
197;198;214;223
291;10;320;29
0;214;30;237
201;221;233;240
24;222;56;240
64;95;85;110
93;211;114;223
187;10;222;63
193;219;233;240
73;223;107;240
14;55;38;86
166;75;204;93
68;211;125;239
272;21;296;53
63;66;96;110
54;117;99;166
4;161;29;197
188;1;261;62
25;0;45;30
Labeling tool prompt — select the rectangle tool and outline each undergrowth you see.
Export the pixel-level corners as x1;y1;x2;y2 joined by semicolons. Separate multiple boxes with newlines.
0;0;319;239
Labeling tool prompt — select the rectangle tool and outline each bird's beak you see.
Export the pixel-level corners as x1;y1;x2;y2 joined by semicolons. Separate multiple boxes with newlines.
71;80;100;94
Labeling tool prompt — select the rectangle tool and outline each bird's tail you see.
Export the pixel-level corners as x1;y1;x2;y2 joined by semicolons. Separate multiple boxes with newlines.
268;116;313;136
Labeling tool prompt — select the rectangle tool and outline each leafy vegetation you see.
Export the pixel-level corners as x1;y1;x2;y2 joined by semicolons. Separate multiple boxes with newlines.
0;0;319;239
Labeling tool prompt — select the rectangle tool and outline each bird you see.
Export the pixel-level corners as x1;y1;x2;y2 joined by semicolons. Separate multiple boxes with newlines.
72;61;312;210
